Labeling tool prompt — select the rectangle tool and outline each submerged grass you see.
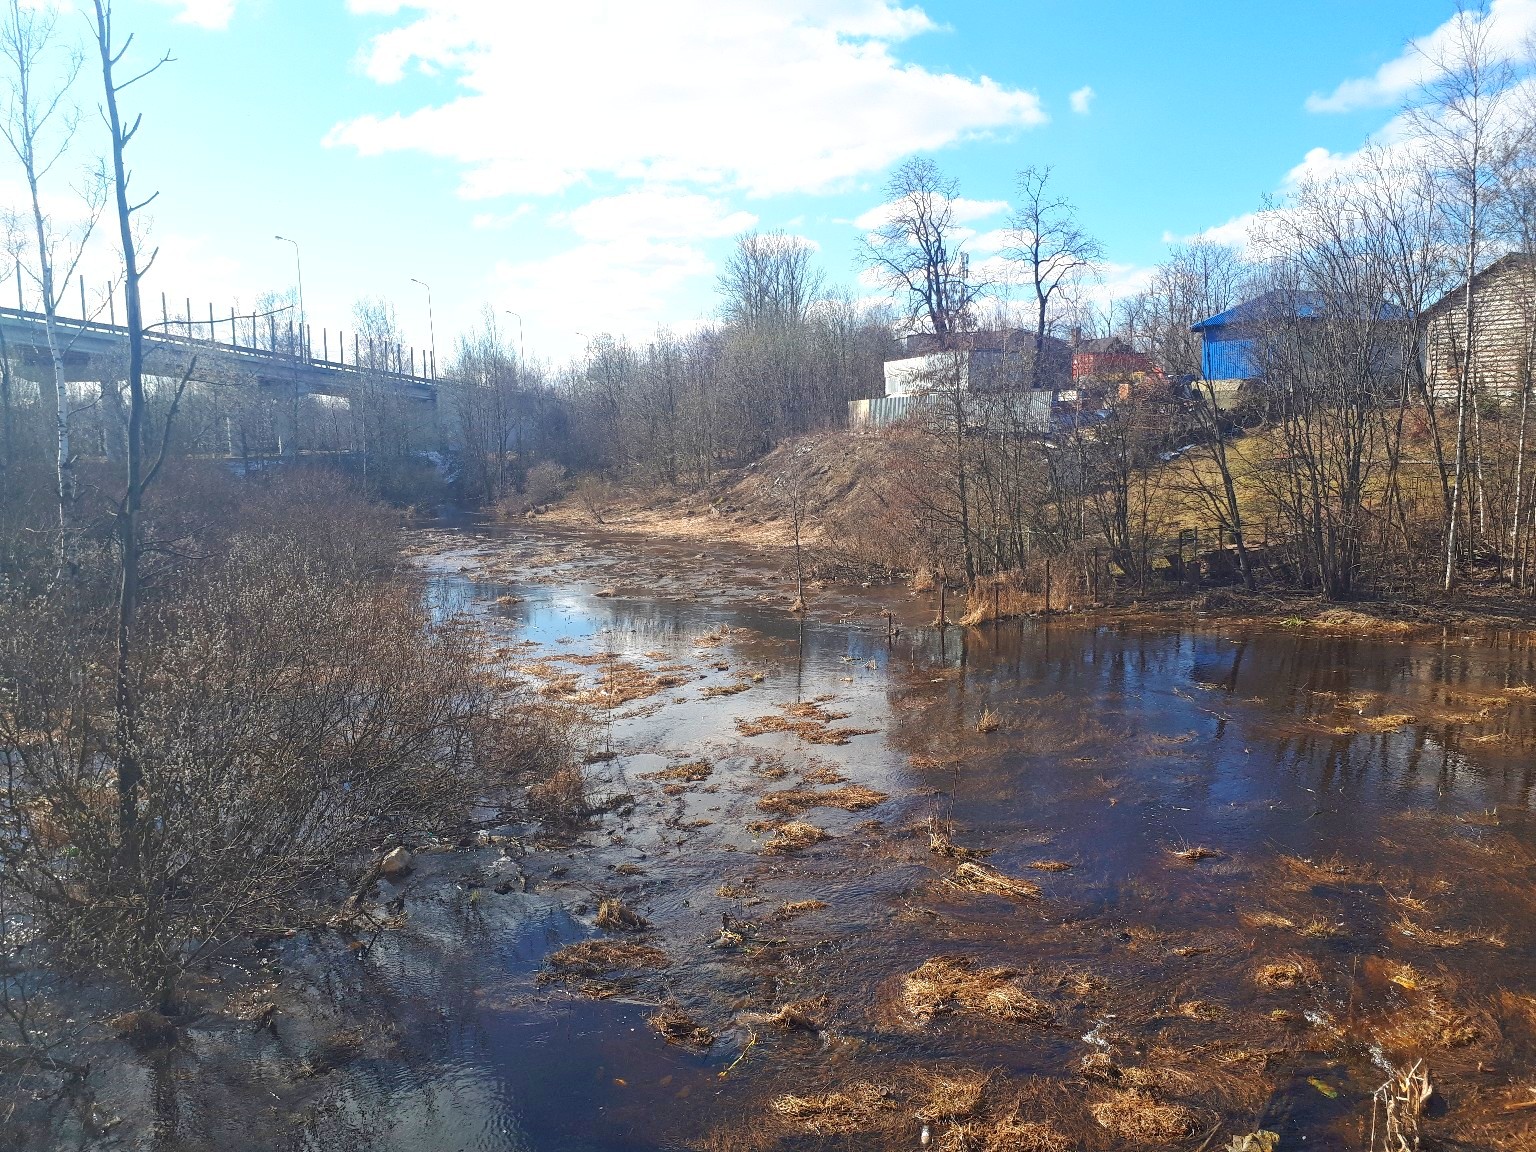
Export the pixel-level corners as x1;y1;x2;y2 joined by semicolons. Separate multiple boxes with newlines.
898;956;1055;1027
756;783;888;815
761;821;829;853
946;860;1042;901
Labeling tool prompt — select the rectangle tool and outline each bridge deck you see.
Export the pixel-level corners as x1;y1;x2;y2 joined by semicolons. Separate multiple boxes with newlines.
0;307;437;402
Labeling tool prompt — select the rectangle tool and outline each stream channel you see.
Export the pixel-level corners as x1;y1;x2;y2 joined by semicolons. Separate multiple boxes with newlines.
209;524;1536;1151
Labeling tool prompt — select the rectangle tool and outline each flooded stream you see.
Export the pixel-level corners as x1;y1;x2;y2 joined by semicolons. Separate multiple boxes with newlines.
155;526;1536;1151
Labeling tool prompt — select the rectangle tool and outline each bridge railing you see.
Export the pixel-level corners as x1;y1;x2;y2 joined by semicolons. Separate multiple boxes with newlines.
0;291;437;386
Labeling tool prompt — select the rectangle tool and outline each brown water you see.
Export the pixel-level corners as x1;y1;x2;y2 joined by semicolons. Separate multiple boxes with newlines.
107;527;1536;1150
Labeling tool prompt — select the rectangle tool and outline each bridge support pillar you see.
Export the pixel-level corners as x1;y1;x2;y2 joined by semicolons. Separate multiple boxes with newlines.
275;386;301;459
100;382;127;464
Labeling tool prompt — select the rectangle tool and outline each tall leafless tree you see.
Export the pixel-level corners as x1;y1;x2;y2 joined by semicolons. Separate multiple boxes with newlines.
861;157;983;346
0;0;104;576
1006;165;1102;388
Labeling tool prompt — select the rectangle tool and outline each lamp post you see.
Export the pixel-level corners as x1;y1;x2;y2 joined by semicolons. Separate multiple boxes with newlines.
504;309;524;366
411;277;435;378
274;234;304;358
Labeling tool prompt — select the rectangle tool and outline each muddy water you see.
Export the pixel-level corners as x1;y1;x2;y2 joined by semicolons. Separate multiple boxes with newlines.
284;528;1536;1151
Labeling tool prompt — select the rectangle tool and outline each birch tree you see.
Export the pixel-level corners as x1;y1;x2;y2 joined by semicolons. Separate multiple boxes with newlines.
0;0;104;576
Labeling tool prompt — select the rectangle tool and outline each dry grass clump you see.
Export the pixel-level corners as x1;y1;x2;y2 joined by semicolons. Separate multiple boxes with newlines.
546;938;668;976
1089;1089;1201;1145
1240;910;1297;930
977;706;1001;734
773;899;829;920
642;759;713;783
768;1082;898;1136
1028;859;1073;872
1370;1061;1432;1152
1254;954;1322;990
1393;917;1507;948
984;1114;1072;1152
915;1068;990;1121
1169;844;1223;862
1309;608;1418;635
1278;853;1365;884
649;1001;715;1049
741;995;828;1032
1177;999;1229;1021
595;898;649;933
702;680;752;698
1372;992;1495;1060
802;762;847;785
762;821;829;854
757;783;888;815
927;817;988;860
947;861;1042;901
899;956;1055;1027
736;714;872;745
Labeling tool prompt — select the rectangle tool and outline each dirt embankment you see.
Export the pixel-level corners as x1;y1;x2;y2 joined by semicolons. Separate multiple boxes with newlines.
532;432;900;556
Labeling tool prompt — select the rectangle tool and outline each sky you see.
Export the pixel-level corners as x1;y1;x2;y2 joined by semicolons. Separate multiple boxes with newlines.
10;0;1534;367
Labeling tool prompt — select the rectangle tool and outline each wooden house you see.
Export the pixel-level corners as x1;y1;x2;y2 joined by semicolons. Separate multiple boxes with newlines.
1422;252;1536;402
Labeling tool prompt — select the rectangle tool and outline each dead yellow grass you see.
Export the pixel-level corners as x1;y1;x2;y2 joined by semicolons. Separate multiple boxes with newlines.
642;759;713;783
915;1068;990;1121
947;861;1042;901
757;783;888;815
1089;1090;1201;1145
768;1083;897;1136
546;939;668;976
762;821;829;853
741;995;828;1032
1028;859;1073;872
735;711;878;745
1254;955;1322;990
772;899;829;920
595;898;649;933
927;817;989;861
649;1001;715;1049
983;1115;1072;1152
899;956;1055;1027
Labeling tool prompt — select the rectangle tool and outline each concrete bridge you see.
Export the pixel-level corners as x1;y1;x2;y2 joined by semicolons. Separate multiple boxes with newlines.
0;305;437;403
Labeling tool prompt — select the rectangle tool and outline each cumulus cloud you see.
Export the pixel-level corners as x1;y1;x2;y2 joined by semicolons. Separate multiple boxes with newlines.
557;187;757;243
493;237;715;358
1069;85;1094;115
1307;0;1536;113
150;0;236;29
329;0;1046;198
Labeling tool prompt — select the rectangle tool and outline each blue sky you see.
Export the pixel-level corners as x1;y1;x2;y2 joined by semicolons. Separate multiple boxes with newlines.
36;0;1527;365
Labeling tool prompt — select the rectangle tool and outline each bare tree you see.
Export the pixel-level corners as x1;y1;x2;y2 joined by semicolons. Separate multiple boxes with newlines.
1006;165;1102;388
1405;8;1520;590
90;0;188;838
861;157;983;346
0;0;104;576
718;230;823;327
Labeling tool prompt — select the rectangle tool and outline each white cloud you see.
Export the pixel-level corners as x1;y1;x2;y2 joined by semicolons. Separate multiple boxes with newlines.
1307;0;1536;113
470;205;534;230
1069;85;1094;115
150;0;236;30
328;1;1046;199
557;187;757;242
493;237;715;359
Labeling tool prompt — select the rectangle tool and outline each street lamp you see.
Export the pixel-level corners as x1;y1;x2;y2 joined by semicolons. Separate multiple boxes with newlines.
504;309;525;366
274;234;304;358
411;277;435;378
